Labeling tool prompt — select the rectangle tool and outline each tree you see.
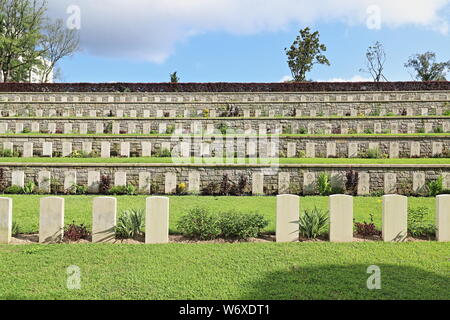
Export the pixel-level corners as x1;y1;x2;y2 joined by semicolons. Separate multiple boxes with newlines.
360;41;388;82
404;52;450;81
39;18;80;83
0;0;47;82
285;27;330;81
170;71;179;83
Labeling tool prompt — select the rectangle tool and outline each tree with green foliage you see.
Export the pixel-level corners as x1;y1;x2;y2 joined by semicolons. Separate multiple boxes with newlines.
285;27;330;81
170;71;179;83
0;0;79;83
0;0;46;82
404;52;450;81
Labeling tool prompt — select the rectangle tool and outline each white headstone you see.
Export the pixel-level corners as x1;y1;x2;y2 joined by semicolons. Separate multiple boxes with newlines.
348;143;358;158
252;172;264;195
88;171;101;194
303;172;316;195
165;173;177;194
114;172;127;186
145;197;169;244
62;142;72;157
92;197;117;243
23;142;33;158
39;197;64;243
11;171;24;187
436;195;450;242
278;172;290;194
139;172;151;194
101;142;110;158
382;195;407;242
120;142;130;157
38;171;51;193
0;197;12;244
188;171;201;194
384;173;397;194
357;172;370;195
64;171;77;191
329;195;353;242
276;195;299;243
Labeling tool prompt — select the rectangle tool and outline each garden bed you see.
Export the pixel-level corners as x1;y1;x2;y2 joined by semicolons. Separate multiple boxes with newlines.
9;233;434;245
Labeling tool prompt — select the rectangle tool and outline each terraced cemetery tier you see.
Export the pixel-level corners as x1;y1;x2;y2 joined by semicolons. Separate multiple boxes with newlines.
1;90;449;118
1;162;449;196
0;83;449;196
1;134;449;158
0;116;448;135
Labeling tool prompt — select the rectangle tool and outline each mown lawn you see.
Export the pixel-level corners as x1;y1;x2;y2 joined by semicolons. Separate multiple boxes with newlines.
6;195;436;234
0;242;448;300
0;157;449;164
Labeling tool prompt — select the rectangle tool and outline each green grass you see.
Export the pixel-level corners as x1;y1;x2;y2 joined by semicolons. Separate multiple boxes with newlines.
0;157;449;164
0;242;448;299
7;195;436;234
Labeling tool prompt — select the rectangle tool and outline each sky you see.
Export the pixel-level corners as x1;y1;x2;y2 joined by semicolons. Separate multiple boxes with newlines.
45;0;450;83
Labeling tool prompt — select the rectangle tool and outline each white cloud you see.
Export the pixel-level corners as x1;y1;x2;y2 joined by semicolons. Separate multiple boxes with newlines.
280;75;293;82
325;75;373;82
47;0;450;63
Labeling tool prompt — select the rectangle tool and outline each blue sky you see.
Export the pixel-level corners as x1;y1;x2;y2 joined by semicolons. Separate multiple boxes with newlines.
47;0;450;83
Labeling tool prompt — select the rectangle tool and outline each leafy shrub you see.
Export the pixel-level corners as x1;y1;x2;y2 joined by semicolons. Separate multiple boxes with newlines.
22;180;36;194
177;208;221;240
218;123;229;135
166;125;175;134
428;176;443;197
217;211;268;239
67;184;87;195
367;148;382;159
297;127;307;134
317;173;332;196
12;221;20;236
64;222;90;241
354;214;381;237
115;209;145;239
4;185;24;194
434;126;444;133
298;207;329;239
109;184;137;195
156;148;172;158
408;207;436;238
177;208;268;240
70;150;94;158
0;149;19;157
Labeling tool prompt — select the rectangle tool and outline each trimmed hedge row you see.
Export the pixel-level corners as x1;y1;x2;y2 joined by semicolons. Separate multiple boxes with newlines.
0;81;449;93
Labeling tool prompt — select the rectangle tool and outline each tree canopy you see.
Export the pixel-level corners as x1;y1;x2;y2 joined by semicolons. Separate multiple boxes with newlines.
285;27;330;82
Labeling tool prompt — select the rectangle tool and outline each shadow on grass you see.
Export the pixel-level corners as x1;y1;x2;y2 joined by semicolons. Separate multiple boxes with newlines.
240;264;449;300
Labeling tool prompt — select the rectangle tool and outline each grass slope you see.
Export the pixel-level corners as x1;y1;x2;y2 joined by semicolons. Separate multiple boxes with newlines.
0;242;448;300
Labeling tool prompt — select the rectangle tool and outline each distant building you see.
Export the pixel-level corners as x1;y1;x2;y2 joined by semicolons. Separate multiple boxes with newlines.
0;57;53;83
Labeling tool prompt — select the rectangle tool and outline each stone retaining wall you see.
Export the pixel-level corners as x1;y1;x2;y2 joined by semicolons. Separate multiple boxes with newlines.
0;91;449;118
1;135;449;158
2;163;449;196
0;117;448;135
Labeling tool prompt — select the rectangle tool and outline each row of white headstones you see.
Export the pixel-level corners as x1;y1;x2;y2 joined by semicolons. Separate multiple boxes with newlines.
0;194;449;244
